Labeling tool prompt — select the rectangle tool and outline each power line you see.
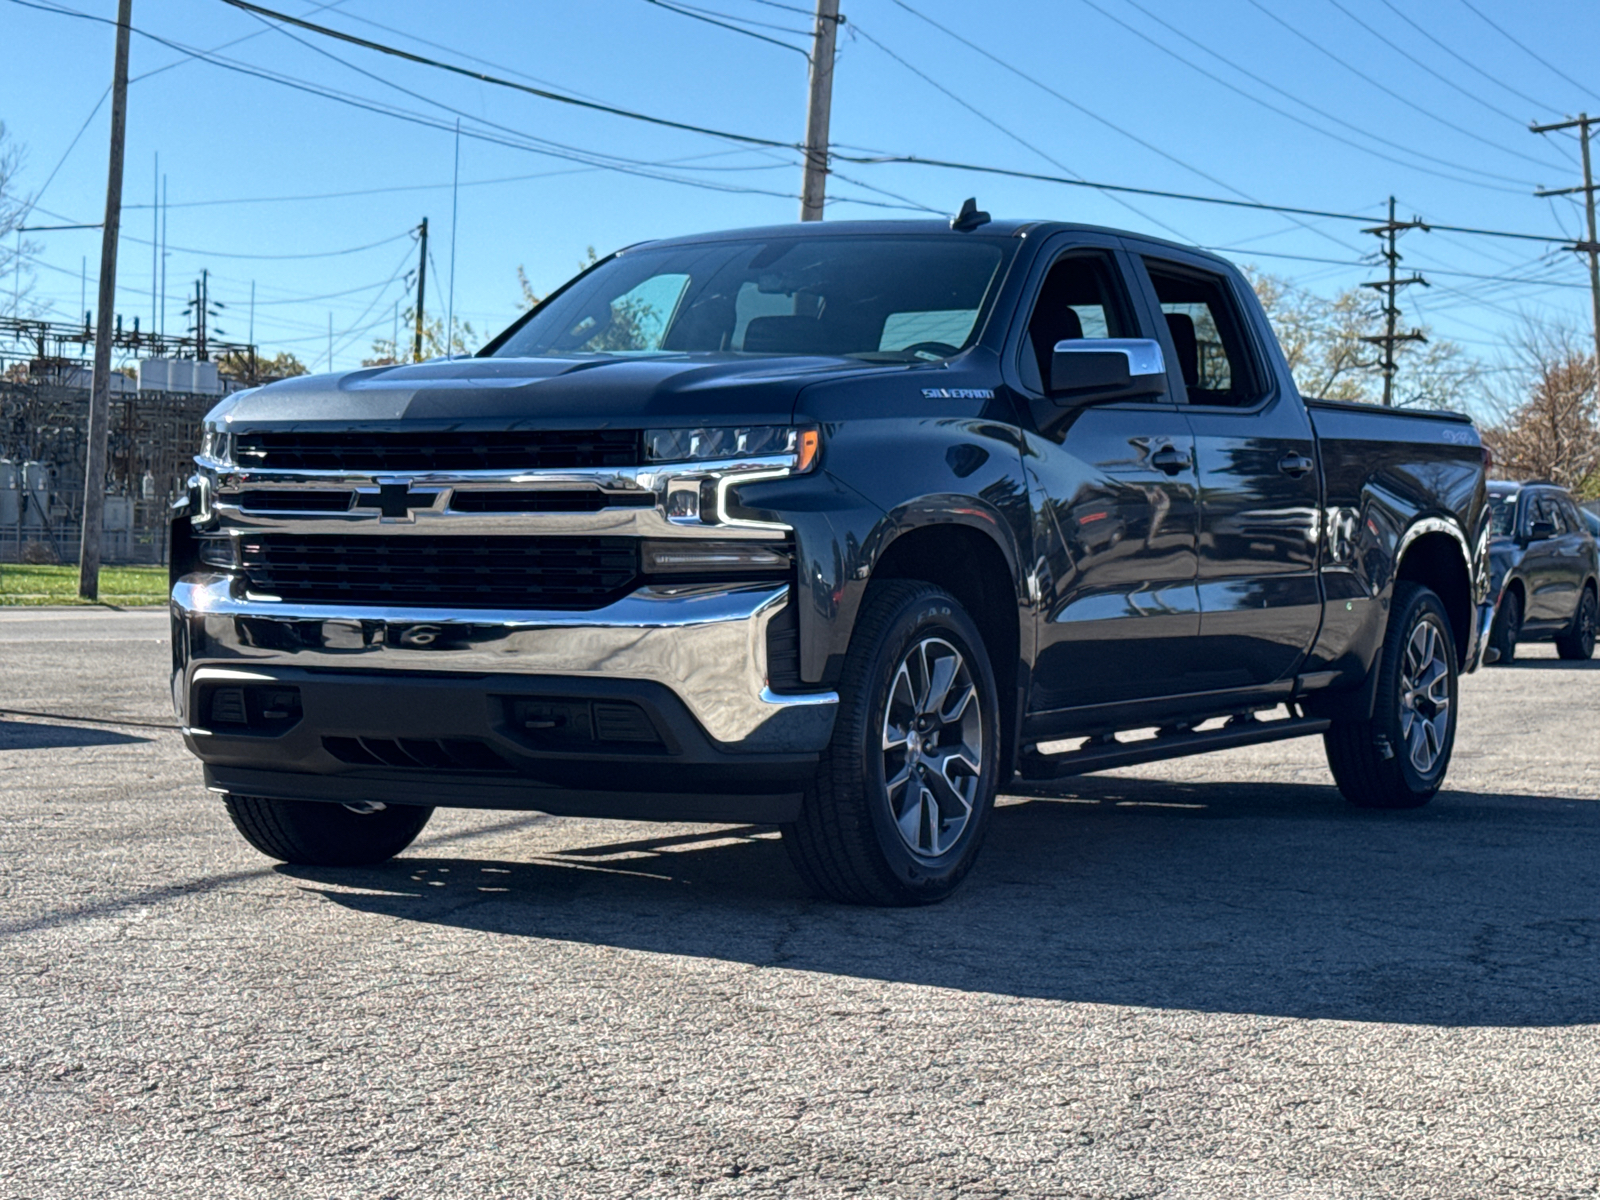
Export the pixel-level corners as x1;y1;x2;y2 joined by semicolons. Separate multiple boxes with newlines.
847;22;1196;242
1321;0;1559;137
834;151;1586;246
214;0;796;149
887;0;1366;256
652;0;811;37
639;0;809;58
1372;0;1561;121
11;0;810;203
17;0;1591;268
1239;0;1568;175
234;3;804;196
1082;0;1539;195
1453;0;1600;109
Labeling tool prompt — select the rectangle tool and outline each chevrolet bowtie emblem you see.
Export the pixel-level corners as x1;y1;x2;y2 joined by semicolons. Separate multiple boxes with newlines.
356;481;441;521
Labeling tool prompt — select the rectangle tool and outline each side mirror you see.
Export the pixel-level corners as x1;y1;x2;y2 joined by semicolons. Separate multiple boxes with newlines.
1528;519;1557;542
1049;338;1168;405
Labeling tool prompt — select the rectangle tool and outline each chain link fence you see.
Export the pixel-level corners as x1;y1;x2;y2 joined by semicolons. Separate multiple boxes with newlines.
0;380;212;565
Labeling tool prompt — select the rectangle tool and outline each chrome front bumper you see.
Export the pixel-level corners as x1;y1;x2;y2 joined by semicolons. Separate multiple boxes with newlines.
170;575;838;753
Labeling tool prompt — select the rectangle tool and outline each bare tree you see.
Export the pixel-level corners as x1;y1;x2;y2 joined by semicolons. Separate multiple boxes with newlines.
1246;268;1479;410
0;122;38;318
1480;321;1600;496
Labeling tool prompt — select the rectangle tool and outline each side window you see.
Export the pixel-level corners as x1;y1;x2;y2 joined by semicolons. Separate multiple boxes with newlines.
1142;260;1265;407
1530;494;1560;533
1018;252;1131;393
1559;496;1584;534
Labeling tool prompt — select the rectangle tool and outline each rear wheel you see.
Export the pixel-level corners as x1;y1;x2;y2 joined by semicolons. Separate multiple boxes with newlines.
224;795;434;866
1324;581;1457;809
1555;585;1597;661
782;581;1000;906
1488;588;1520;665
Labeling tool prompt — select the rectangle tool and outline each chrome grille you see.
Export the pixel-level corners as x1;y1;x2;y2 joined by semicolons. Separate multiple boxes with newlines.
234;429;641;472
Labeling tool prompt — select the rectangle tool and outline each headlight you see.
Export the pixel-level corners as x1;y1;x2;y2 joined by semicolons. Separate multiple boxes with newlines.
198;424;234;468
644;426;819;472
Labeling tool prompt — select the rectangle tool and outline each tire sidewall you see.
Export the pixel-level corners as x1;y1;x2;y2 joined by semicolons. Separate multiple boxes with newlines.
1495;590;1520;665
1381;589;1459;795
1574;588;1597;658
847;590;1000;899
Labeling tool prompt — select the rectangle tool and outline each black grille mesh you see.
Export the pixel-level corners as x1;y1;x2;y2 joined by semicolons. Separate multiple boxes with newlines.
239;534;638;609
235;429;641;472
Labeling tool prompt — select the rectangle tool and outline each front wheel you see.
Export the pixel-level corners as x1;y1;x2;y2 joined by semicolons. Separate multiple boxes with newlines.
224;794;434;866
1555;586;1597;660
1324;581;1458;809
782;581;1000;906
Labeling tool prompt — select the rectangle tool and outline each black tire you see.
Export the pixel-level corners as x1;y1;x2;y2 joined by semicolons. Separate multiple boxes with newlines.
1324;581;1458;810
1555;585;1597;661
1488;587;1520;666
781;581;1001;906
224;794;434;866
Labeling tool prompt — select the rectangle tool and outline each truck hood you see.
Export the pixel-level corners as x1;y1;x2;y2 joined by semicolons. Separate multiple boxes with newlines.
219;354;882;429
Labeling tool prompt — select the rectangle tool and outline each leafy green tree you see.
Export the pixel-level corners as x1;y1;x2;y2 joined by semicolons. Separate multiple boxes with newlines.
365;307;475;365
217;349;308;381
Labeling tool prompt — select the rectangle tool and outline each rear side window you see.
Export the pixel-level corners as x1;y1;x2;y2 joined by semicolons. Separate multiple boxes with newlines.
1558;495;1584;534
1018;252;1132;393
1142;260;1265;408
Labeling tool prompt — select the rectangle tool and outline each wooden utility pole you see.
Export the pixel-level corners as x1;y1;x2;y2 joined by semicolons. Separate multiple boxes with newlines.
1532;114;1600;374
78;0;132;600
799;0;841;221
1360;196;1429;407
411;217;428;361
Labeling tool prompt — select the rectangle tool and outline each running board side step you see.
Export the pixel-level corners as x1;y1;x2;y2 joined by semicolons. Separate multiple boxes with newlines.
1018;716;1332;781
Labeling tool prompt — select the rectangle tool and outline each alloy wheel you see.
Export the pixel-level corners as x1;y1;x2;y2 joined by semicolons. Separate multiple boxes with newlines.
880;636;983;860
1399;616;1452;774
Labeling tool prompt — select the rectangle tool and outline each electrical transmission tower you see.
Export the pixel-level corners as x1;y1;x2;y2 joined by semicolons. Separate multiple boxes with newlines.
183;269;224;362
1531;114;1600;373
1360;196;1429;407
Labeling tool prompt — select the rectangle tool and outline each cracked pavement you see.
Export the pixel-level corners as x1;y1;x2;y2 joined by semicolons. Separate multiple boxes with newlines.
2;607;1600;1197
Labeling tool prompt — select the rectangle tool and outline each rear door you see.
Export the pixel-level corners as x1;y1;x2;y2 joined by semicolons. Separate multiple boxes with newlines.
1523;490;1576;628
1009;235;1201;713
1129;248;1323;690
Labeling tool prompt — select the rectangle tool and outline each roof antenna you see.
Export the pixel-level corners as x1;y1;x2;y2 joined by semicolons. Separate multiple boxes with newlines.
950;197;991;231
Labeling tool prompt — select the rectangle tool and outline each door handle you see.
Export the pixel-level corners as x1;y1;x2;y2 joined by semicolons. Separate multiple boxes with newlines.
1151;446;1192;475
1278;452;1315;478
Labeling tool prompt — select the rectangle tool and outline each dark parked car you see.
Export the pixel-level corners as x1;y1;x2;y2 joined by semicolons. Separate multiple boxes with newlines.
172;214;1492;905
1485;480;1599;664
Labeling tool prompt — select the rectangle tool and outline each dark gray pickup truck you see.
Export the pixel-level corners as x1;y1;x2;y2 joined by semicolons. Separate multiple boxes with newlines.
171;213;1492;905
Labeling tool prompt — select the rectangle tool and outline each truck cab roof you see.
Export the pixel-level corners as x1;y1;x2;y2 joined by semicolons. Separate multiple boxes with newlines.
629;217;1234;271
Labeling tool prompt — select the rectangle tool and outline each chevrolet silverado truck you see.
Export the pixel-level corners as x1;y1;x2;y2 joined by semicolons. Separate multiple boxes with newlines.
171;211;1492;905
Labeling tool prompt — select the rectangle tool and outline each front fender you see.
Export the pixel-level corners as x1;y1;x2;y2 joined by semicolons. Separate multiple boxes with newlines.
737;415;1032;686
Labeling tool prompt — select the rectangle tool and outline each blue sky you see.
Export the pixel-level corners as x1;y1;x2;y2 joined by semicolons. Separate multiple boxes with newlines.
3;0;1600;372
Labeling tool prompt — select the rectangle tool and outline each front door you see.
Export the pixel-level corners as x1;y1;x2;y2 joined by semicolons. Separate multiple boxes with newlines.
1014;242;1200;713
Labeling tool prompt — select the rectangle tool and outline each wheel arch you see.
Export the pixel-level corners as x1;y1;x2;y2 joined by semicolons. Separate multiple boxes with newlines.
866;518;1026;780
1395;519;1474;665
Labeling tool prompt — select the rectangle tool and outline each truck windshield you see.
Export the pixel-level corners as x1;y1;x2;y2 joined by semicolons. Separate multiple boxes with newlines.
489;236;1013;362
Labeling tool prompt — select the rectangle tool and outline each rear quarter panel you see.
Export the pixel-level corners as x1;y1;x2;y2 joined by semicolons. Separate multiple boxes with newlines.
1304;399;1488;680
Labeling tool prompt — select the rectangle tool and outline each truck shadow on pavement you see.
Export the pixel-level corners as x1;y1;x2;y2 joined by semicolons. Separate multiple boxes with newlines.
284;776;1600;1028
0;719;151;750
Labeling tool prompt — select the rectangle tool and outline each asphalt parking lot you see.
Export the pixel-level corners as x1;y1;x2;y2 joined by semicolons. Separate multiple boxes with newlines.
3;607;1599;1198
